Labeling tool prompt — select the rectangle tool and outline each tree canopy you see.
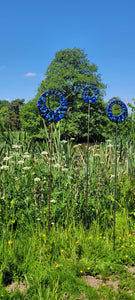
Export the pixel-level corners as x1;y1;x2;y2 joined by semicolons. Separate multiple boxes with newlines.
21;48;110;141
0;48;131;142
0;100;10;110
39;48;105;94
0;99;24;131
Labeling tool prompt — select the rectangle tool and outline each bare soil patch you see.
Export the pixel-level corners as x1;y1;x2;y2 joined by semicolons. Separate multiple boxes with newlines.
128;266;135;275
83;275;120;292
83;275;102;290
6;281;27;293
105;279;120;292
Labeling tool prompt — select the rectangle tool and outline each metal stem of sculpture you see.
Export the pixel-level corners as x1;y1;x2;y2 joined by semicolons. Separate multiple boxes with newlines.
106;98;128;250
113;123;117;251
86;103;90;230
48;122;53;232
37;91;67;232
82;85;99;231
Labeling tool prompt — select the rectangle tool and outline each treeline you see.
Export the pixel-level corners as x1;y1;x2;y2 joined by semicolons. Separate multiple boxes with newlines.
0;97;132;143
0;99;24;131
0;48;134;142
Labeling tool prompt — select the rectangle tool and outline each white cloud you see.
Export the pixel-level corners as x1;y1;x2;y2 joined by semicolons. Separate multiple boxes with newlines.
24;72;37;77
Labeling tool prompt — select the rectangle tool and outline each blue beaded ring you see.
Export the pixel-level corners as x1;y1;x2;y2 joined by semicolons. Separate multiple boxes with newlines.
37;90;67;122
106;99;128;123
82;85;99;103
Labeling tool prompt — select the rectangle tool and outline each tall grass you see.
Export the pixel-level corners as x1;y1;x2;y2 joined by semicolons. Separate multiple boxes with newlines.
0;128;135;298
0;129;135;230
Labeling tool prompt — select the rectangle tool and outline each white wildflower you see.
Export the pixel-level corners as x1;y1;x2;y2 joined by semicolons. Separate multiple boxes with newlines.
50;199;56;203
23;154;31;158
18;160;24;164
12;145;22;149
48;157;55;161
107;144;113;148
3;156;12;161
41;151;48;155
34;177;41;182
0;165;9;170
73;144;82;148
61;140;68;144
62;168;68;171
68;176;72;179
106;139;112;143
93;153;100;157
22;167;31;170
12;152;20;156
53;163;61;167
111;174;115;179
70;137;75;141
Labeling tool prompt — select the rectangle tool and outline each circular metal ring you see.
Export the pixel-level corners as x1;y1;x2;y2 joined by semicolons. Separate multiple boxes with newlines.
37;90;67;122
82;85;99;103
106;99;128;123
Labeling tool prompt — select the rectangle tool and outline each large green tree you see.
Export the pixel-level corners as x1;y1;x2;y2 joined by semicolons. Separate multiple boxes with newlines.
0;100;10;128
20;96;43;138
0;100;10;110
21;48;109;141
5;99;24;130
39;48;108;141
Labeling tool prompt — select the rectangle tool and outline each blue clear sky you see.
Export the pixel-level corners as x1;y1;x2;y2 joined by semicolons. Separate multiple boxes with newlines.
0;0;135;106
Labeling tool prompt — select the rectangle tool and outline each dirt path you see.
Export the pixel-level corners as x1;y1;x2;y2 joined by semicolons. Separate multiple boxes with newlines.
83;265;135;294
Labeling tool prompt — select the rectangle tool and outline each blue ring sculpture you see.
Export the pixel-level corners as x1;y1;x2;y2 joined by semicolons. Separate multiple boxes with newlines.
106;99;128;123
37;90;67;122
82;85;99;103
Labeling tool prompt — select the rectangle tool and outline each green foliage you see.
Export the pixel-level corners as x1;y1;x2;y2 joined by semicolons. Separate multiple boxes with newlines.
0;99;24;131
0;132;135;298
6;99;24;131
20;96;43;138
128;99;135;112
1;48;135;299
0;130;135;230
37;48;108;142
0;100;10;110
0;106;9;128
19;48;112;142
1;223;135;298
1;49;134;143
39;48;104;92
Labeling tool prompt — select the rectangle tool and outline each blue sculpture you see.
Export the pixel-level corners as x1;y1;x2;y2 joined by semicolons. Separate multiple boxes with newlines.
106;99;128;123
82;85;99;103
37;90;67;122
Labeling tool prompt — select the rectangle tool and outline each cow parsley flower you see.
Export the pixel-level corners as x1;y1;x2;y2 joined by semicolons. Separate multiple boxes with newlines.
34;177;41;182
22;167;31;170
0;165;9;170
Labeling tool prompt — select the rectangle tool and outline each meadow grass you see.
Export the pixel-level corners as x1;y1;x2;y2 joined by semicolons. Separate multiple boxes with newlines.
1;222;135;299
0;128;135;299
